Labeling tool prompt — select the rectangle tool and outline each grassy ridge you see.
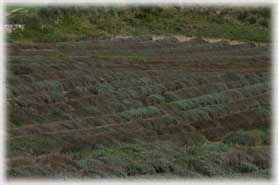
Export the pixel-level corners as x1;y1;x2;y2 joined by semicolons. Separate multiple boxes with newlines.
7;6;271;43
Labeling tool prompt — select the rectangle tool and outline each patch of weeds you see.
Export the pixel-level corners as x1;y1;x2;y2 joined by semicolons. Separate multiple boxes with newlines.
200;142;230;153
246;15;257;24
236;162;259;173
8;166;51;177
146;94;165;105
12;121;23;128
46;108;70;122
223;72;241;81
172;99;195;111
36;80;63;92
175;143;230;176
260;129;271;145
79;106;99;116
77;158;121;178
183;132;208;146
254;106;271;117
258;18;269;27
9;136;62;155
57;53;68;61
180;108;211;122
127;56;146;62
8;106;33;122
75;143;146;162
126;162;156;176
222;129;265;146
96;83;115;94
120;106;160;120
150;159;176;174
153;115;178;127
171;90;236;112
187;158;223;176
163;91;179;102
239;82;270;97
47;91;64;103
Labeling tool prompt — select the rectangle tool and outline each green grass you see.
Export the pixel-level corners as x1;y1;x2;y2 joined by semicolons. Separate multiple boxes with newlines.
7;6;271;43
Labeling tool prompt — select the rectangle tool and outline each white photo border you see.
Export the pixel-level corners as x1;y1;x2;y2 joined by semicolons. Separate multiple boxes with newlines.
0;1;277;185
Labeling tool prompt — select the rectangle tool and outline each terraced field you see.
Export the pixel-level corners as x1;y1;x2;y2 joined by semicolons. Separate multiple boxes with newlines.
6;37;272;179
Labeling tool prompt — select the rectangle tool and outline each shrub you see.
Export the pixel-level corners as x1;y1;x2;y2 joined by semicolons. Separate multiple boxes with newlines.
181;143;230;176
236;162;259;173
120;106;160;120
239;82;270;97
126;162;155;176
180;108;211;122
127;56;146;62
163;91;179;102
246;15;257;24
36;80;63;92
200;143;229;153
237;11;248;21
10;136;63;155
259;18;269;27
8;166;51;177
95;83;114;94
250;147;270;169
222;129;264;146
150;159;176;174
261;129;271;145
183;132;207;146
188;158;224;176
171;89;243;113
146;94;165;105
172;99;195;111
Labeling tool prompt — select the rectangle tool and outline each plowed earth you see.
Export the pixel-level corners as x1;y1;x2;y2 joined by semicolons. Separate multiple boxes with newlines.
6;37;272;179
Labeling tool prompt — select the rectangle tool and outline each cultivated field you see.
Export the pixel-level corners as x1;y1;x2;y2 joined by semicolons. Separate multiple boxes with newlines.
6;36;271;179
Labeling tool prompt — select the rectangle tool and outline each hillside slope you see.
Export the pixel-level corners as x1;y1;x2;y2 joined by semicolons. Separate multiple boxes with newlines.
7;37;271;178
7;6;271;43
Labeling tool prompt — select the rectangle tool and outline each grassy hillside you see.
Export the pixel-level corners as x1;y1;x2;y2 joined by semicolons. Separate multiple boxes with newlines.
7;6;271;43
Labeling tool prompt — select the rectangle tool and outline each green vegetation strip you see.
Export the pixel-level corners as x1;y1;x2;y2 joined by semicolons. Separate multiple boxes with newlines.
7;7;271;43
